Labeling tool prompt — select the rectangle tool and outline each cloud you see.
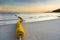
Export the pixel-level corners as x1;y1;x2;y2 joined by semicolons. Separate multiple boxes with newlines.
0;0;48;5
0;0;60;12
14;0;48;3
0;0;60;5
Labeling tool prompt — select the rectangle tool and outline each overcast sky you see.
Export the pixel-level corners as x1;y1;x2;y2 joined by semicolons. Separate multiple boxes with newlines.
0;0;60;12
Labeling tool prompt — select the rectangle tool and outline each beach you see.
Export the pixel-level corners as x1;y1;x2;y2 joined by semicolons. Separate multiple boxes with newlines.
0;18;60;40
23;18;60;40
0;0;60;40
0;13;60;40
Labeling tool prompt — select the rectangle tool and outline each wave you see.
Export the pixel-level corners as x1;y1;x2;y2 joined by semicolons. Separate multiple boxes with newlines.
0;19;18;21
0;13;60;23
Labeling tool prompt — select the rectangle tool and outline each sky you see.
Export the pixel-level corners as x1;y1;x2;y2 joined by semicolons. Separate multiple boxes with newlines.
0;0;60;12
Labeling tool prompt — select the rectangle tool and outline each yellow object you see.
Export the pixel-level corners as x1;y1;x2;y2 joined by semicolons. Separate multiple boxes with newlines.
16;20;24;39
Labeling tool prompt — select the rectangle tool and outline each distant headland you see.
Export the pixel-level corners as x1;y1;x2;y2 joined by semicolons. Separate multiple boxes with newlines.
52;8;60;13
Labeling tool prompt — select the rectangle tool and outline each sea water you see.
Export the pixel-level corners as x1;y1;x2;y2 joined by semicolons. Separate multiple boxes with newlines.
0;12;60;25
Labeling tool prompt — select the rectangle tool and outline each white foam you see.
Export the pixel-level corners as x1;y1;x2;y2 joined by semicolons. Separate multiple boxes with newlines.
24;17;59;22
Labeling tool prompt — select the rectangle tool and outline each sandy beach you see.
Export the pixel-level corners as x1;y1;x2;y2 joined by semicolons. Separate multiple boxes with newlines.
0;17;60;40
23;18;60;40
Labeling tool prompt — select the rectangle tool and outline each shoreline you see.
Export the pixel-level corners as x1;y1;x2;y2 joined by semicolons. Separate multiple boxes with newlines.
23;18;60;40
0;17;60;40
23;17;60;24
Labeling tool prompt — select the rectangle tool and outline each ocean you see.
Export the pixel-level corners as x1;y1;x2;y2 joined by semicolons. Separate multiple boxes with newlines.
0;12;60;25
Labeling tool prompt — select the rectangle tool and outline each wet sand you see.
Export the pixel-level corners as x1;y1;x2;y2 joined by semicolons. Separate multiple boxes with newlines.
23;18;60;40
0;18;60;40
